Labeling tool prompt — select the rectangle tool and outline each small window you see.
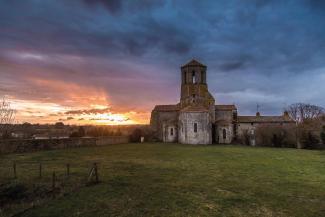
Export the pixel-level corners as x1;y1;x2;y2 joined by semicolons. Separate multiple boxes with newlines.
223;129;227;139
194;123;198;133
192;94;196;103
251;122;254;126
170;128;174;136
192;71;196;83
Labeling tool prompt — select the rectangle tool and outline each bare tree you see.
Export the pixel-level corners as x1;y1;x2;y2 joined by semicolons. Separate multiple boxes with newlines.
286;103;324;122
0;97;16;138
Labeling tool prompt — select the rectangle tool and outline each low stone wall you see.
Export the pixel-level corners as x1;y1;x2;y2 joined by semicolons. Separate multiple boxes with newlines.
95;136;129;146
0;136;129;154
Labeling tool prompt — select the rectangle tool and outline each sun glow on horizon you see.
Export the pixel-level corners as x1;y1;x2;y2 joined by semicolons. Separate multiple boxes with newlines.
8;98;149;125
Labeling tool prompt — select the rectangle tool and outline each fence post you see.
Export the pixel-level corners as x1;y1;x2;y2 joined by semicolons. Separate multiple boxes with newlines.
39;163;42;179
13;161;17;179
94;163;99;183
52;171;56;191
66;163;70;177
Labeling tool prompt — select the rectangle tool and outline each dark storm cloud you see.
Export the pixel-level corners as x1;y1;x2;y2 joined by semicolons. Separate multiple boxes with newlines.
0;0;324;119
81;0;165;14
82;0;122;13
219;62;245;71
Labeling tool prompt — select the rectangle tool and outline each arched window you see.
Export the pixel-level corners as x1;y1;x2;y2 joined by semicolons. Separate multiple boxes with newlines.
170;128;174;136
194;123;198;133
192;94;196;103
223;129;227;140
192;71;196;84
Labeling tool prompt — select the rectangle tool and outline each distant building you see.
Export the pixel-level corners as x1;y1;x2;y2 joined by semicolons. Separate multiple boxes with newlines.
150;59;295;145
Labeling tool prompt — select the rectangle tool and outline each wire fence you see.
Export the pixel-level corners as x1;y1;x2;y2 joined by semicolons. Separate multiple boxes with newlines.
0;161;100;194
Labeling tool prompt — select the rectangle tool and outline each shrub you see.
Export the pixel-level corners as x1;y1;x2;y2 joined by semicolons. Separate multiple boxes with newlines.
255;124;296;148
298;119;322;149
130;128;142;143
238;129;250;146
0;182;27;204
300;130;320;149
321;126;325;144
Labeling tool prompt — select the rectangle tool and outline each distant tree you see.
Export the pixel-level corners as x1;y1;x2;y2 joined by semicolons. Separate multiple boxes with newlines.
70;126;85;138
286;103;324;123
69;131;80;138
22;122;32;127
21;122;34;138
54;122;64;129
116;128;122;136
78;126;85;137
0;97;16;139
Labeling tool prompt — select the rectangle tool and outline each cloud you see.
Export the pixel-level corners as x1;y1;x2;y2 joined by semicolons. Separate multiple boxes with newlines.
219;61;246;71
89;117;130;122
0;0;325;123
82;0;122;14
65;107;111;115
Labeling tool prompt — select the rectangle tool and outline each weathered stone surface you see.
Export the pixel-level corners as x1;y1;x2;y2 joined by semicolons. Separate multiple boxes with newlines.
179;111;212;144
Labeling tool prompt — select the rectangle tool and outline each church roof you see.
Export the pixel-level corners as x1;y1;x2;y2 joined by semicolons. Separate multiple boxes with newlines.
181;59;206;68
237;115;294;123
215;105;237;111
153;104;179;112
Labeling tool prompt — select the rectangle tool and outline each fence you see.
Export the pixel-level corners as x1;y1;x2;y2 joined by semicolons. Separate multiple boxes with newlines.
0;161;102;216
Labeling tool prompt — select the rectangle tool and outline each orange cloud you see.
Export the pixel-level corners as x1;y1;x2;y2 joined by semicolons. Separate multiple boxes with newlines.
9;78;150;125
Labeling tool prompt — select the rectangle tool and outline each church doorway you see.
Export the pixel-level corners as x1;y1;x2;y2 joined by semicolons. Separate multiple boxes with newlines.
212;124;217;144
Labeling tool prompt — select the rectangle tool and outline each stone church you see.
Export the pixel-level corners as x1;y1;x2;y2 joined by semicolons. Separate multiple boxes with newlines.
150;59;294;145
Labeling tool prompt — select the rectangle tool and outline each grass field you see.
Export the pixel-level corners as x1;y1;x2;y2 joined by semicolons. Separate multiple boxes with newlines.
0;143;325;217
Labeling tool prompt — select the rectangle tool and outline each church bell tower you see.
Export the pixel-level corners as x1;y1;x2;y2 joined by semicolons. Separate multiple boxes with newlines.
180;59;215;109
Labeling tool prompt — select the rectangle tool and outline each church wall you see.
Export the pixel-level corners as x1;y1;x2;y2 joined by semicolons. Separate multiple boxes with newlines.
237;122;293;136
163;124;178;142
150;111;178;141
237;123;256;136
217;124;233;144
215;110;233;122
179;112;212;144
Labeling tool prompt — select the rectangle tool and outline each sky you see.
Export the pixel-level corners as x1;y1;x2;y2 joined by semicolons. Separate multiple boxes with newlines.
0;0;325;125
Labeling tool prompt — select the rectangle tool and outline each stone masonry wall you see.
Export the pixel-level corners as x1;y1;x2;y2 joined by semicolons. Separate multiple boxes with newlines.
179;112;212;144
0;136;129;154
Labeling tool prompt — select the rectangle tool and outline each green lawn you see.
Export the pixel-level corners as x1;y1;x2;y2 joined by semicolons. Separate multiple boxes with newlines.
0;143;325;217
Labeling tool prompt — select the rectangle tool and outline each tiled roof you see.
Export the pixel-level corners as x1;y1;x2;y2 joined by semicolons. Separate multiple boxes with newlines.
153;104;179;112
215;104;237;111
237;115;295;123
181;59;206;68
